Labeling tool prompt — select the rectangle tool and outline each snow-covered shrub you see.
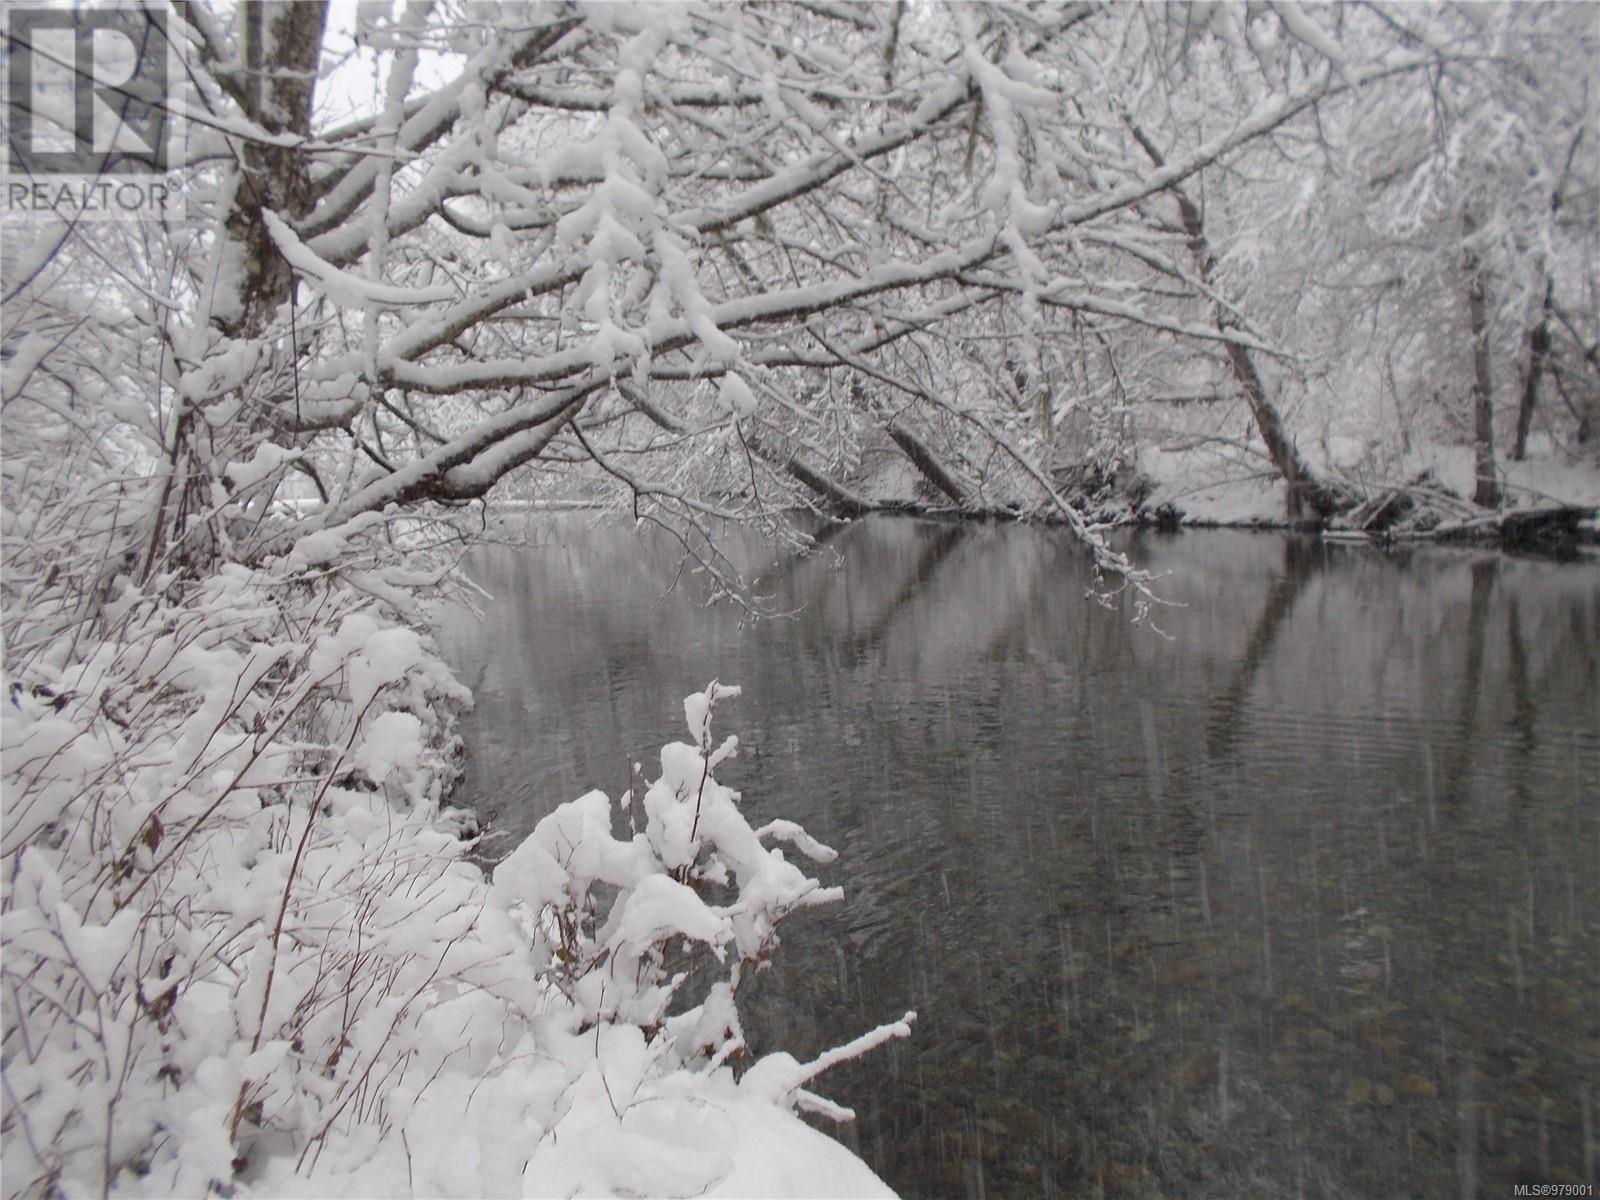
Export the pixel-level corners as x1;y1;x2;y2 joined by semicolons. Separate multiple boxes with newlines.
1;542;480;1196
492;682;916;1198
3;549;911;1200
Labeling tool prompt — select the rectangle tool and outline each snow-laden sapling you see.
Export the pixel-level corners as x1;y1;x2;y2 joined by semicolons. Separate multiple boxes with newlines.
493;681;915;1098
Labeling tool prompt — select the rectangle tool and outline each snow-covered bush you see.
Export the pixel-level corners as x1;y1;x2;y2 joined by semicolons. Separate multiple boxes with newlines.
2;551;911;1199
492;681;916;1198
1;544;478;1195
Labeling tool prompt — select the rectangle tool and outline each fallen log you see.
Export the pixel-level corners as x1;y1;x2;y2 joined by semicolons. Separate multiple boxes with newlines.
887;424;969;506
1497;505;1598;550
1362;504;1600;549
778;453;874;517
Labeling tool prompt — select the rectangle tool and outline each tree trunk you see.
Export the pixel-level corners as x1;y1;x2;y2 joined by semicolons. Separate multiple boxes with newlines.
1462;210;1500;509
142;2;330;580
223;0;329;339
1126;121;1341;520
1512;280;1553;461
888;424;968;505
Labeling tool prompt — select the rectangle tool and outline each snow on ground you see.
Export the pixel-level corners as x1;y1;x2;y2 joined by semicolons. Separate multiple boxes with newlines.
1406;442;1600;509
1140;442;1287;524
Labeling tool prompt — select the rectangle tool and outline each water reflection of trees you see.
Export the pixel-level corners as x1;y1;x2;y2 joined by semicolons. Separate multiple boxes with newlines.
439;517;1600;1198
1204;537;1330;760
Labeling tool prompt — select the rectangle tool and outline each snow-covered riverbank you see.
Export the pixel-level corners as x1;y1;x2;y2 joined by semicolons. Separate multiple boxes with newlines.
1141;441;1600;530
2;557;907;1197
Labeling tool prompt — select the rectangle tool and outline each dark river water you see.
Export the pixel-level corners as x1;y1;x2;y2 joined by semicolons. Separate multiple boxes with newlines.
437;514;1599;1199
